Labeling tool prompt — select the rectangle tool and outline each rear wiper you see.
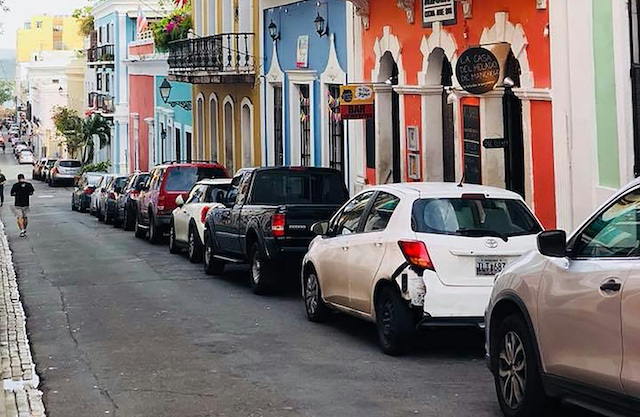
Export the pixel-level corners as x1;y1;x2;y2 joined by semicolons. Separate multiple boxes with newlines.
456;228;508;242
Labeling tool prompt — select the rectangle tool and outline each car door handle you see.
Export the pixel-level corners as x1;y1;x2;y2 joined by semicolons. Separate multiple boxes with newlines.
374;242;383;248
342;246;349;252
600;279;622;293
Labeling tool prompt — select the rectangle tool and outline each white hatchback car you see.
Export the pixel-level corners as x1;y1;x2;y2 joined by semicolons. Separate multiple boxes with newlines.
90;174;114;217
302;183;543;355
169;178;232;262
18;150;34;165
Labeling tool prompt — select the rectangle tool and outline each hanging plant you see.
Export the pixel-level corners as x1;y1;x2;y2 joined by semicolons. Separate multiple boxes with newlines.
152;1;193;52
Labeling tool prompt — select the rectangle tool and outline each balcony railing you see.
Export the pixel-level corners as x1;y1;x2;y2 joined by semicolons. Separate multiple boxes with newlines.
87;44;115;63
88;92;115;115
168;33;255;84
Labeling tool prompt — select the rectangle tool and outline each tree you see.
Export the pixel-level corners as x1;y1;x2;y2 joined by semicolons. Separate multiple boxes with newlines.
0;81;14;106
52;107;111;163
52;106;83;158
79;113;111;164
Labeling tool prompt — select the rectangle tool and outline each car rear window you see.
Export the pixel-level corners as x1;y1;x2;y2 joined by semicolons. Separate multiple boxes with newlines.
250;170;348;205
164;167;227;192
412;198;542;239
46;160;57;167
114;177;127;188
60;160;81;168
86;175;102;186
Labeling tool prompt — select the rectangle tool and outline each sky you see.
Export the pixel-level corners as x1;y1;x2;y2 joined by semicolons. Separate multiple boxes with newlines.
0;0;88;48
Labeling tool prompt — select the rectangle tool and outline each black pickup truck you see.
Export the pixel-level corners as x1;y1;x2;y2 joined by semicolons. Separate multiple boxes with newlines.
203;167;349;294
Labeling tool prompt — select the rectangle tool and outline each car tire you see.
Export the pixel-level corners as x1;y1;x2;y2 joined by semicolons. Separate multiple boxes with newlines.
493;314;549;417
188;224;203;263
204;232;225;276
249;242;272;295
148;213;161;244
169;221;180;254
303;268;329;322
71;199;77;211
104;208;112;224
123;208;134;231
375;286;414;356
134;218;146;239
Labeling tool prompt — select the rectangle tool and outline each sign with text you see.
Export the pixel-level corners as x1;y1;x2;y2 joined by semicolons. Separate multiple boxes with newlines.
483;138;508;149
422;0;456;27
455;47;501;95
340;84;375;120
463;105;481;184
296;35;309;68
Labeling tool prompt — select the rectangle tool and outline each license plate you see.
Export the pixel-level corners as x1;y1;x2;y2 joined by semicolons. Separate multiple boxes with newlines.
476;258;507;276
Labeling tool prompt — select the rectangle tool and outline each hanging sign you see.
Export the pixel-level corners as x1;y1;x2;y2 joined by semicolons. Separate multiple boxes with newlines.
422;0;456;27
296;35;309;68
455;47;501;95
339;84;375;120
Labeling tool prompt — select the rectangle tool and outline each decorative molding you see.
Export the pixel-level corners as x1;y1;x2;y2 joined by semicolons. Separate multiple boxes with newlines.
286;70;318;83
397;0;415;24
418;21;458;86
346;0;370;29
320;34;347;84
371;26;406;84
536;0;547;10
394;85;442;95
266;41;284;84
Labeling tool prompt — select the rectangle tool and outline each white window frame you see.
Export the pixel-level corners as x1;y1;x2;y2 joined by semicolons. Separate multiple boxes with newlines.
320;34;347;169
196;93;205;159
287;70;317;166
265;40;284;166
174;122;182;162
222;95;235;173
209;93;219;162
184;125;193;162
240;97;254;167
132;113;140;171
145;117;155;168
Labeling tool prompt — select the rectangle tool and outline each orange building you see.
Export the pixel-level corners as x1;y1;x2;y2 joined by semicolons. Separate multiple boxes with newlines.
353;0;555;227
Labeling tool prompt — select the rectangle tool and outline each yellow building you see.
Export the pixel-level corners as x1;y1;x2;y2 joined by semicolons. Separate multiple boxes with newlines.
168;0;261;174
65;56;87;117
16;15;83;63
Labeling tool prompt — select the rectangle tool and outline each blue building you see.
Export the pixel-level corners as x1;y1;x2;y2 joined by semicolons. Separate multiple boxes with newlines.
154;76;193;164
262;0;362;191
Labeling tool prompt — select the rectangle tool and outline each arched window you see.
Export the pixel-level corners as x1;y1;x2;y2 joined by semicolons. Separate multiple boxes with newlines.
241;98;253;167
209;94;218;163
223;96;235;174
196;94;205;159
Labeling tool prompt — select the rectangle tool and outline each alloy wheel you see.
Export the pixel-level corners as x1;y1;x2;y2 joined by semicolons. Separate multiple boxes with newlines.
305;273;319;315
380;297;396;343
498;331;527;410
251;256;261;285
204;240;212;268
188;230;195;258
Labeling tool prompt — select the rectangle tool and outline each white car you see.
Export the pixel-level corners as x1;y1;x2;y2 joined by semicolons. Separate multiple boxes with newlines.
18;150;34;165
169;178;232;262
90;174;114;217
302;183;543;355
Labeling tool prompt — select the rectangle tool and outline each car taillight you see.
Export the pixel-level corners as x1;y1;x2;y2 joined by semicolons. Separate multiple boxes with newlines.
131;190;139;197
272;214;286;238
51;168;57;175
84;187;93;195
109;192;116;199
200;206;211;223
398;240;434;270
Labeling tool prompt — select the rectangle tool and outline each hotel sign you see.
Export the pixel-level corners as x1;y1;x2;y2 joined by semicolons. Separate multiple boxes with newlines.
422;0;456;27
340;84;375;120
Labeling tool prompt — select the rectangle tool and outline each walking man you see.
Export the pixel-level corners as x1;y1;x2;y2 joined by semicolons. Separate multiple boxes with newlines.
10;174;34;237
0;169;5;206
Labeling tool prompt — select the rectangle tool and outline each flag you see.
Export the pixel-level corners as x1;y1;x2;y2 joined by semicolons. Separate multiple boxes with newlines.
137;6;149;34
175;0;188;8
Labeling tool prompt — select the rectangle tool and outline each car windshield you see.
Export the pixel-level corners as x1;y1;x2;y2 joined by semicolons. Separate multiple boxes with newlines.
412;198;542;239
46;160;57;167
86;175;102;186
135;174;149;188
250;170;348;205
165;167;227;192
114;177;127;189
207;184;232;203
60;160;81;168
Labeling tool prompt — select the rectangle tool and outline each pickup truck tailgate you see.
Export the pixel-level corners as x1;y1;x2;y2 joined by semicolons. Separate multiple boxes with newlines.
281;204;341;241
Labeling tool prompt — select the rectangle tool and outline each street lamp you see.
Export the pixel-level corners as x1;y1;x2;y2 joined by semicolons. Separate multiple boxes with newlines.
159;78;192;111
268;20;279;41
314;12;328;37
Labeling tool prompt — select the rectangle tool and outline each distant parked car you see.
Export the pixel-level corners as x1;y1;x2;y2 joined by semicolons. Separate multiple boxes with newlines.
486;180;640;417
302;183;543;355
169;178;232;262
33;158;50;180
72;172;104;212
13;143;28;157
90;174;115;218
41;159;58;183
115;172;149;231
50;159;82;186
135;163;229;243
203;167;349;294
18;150;34;165
99;175;128;224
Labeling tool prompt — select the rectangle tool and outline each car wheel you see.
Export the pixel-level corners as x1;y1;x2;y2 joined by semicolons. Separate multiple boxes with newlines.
493;314;548;417
303;268;329;322
204;233;225;276
134;218;146;239
123;208;134;231
249;242;272;295
188;224;203;263
148;213;161;244
71;199;77;211
375;286;414;356
169;221;180;254
104;209;112;224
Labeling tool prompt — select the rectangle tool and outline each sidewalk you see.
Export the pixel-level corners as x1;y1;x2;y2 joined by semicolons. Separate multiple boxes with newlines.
0;219;45;417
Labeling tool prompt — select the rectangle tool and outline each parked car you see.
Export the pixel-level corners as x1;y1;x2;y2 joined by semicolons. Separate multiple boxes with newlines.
41;158;58;183
302;183;543;355
486;181;640;417
203;167;349;294
50;159;82;186
115;172;149;231
18;150;34;164
13;143;28;157
90;174;115;217
135;162;229;243
169;178;232;262
33;158;54;180
99;175;128;224
72;172;104;212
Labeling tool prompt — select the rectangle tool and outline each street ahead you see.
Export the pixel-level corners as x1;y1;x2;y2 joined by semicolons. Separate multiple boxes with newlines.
0;153;594;417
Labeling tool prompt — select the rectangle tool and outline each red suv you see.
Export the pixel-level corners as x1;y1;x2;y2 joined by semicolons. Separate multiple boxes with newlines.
135;162;229;243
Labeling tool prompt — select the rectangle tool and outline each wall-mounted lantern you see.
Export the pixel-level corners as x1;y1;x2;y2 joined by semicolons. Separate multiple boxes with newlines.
268;20;280;41
159;78;192;111
314;12;328;37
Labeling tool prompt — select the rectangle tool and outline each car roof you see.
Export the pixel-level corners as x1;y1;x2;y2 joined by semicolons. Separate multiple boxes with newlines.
84;172;104;176
363;182;526;200
196;178;233;186
152;162;226;169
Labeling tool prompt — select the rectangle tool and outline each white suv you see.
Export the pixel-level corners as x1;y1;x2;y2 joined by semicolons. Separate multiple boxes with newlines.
302;183;542;355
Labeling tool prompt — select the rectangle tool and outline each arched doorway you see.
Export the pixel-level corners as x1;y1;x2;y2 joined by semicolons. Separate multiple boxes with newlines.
196;95;204;159
503;50;525;197
241;99;253;167
209;94;218;163
223;98;234;174
377;51;401;183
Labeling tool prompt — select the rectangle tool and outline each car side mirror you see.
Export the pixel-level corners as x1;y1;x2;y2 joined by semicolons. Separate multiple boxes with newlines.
175;195;185;207
311;221;329;236
537;230;567;258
